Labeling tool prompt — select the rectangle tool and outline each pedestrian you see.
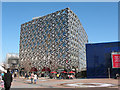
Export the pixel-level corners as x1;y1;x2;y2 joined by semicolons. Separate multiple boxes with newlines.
30;72;34;83
59;73;62;79
14;72;17;78
2;68;13;90
0;74;4;88
24;73;26;79
116;73;119;79
1;72;4;78
34;73;37;84
49;73;53;79
25;73;28;79
26;73;29;79
56;73;60;79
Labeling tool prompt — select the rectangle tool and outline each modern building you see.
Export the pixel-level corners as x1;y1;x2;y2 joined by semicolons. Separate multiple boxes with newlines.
86;41;120;78
6;53;19;71
19;8;88;72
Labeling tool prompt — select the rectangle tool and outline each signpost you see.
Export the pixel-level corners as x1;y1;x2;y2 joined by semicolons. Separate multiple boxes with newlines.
108;52;120;78
109;52;120;79
111;52;120;68
108;68;110;79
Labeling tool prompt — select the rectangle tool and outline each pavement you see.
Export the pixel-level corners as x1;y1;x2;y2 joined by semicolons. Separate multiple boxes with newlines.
1;77;120;90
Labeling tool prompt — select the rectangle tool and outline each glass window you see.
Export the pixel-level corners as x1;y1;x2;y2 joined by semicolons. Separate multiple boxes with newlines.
24;36;26;39
48;34;50;38
26;36;28;39
58;54;60;58
46;51;48;54
32;30;35;33
63;32;66;36
60;48;62;52
48;25;50;28
32;48;34;51
55;38;58;42
60;38;63;41
63;21;65;24
30;35;32;38
62;10;66;14
27;44;29;48
46;21;48;24
60;17;63;20
60;27;62;31
38;32;39;36
23;45;25;48
57;22;60;26
45;40;48;44
57;12;60;15
32;38;34;42
22;33;24;36
41;41;44;45
44;26;46;30
63;42;65;47
22;41;24;44
42;32;44;35
44;35;46;39
35;37;37;41
25;40;27;43
55;28;57;31
34;34;36;37
50;50;52;54
48;45;50;49
43;46;45;49
66;37;68;40
36;28;38;32
31;26;33;29
34;43;36;46
34;25;37;28
30;43;32;47
65;48;68;51
58;32;60;36
46;30;48;34
56;18;58;21
63;54;65;58
37;42;39;46
24;28;26;31
59;44;61;47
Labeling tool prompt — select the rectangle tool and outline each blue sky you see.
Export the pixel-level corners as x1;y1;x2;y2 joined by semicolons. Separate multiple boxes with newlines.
2;2;118;62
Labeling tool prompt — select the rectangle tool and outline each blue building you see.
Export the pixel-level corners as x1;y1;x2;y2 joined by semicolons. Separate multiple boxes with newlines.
86;41;120;78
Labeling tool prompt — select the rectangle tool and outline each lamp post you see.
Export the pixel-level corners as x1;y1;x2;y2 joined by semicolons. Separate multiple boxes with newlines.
108;68;111;79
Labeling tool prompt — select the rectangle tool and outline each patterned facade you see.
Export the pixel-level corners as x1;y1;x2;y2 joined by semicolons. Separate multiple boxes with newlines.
19;8;88;72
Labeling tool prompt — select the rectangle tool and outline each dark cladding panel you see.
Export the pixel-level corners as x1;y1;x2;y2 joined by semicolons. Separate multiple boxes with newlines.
86;42;120;78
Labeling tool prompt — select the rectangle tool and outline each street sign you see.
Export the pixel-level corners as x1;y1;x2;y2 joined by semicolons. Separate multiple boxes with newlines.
111;52;120;68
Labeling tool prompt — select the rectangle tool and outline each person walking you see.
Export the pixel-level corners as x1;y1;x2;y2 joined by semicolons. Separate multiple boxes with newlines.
1;72;4;79
14;72;17;78
116;73;119;79
34;73;37;84
0;74;4;88
30;72;34;83
3;68;13;90
56;73;60;79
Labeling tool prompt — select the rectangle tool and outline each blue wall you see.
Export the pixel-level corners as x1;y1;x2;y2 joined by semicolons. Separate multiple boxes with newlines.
86;42;120;78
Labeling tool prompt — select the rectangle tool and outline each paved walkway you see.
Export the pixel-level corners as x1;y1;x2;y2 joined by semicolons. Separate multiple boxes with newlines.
9;77;119;88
